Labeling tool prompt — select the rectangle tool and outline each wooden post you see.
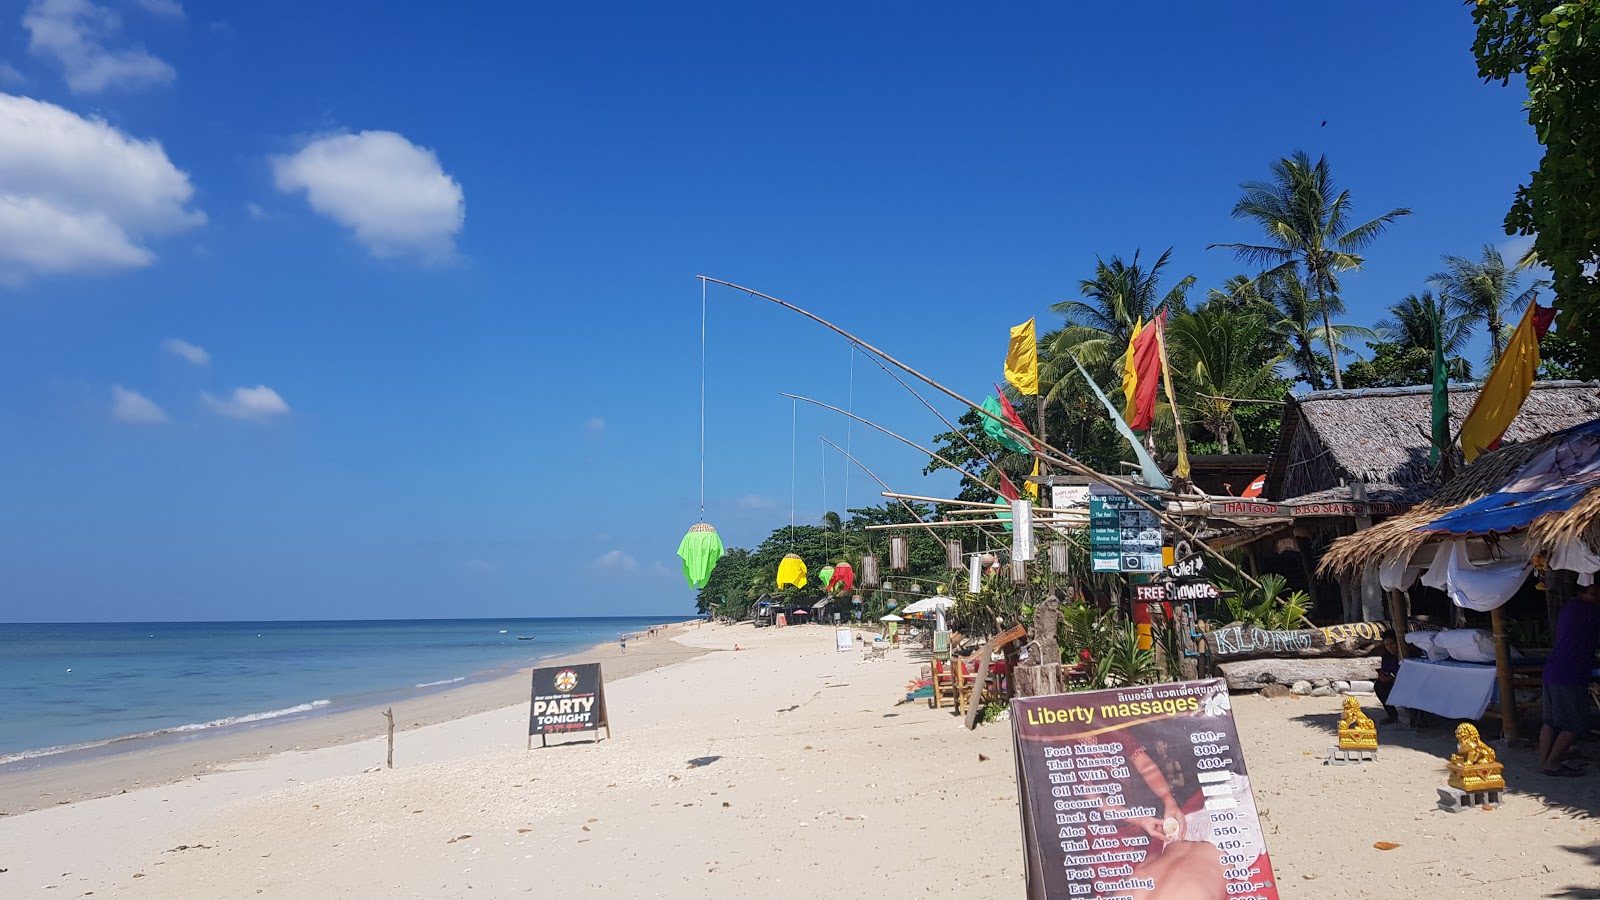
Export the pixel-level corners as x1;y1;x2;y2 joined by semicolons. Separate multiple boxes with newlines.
383;707;395;769
1489;605;1519;741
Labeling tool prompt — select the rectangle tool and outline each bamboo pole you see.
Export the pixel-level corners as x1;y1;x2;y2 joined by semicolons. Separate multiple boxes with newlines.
1489;604;1519;741
865;518;1086;530
817;438;944;545
783;393;999;498
698;273;1258;587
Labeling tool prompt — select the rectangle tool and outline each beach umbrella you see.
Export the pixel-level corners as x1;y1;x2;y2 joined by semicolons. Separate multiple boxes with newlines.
879;614;903;622
776;553;808;588
677;523;725;589
830;562;854;592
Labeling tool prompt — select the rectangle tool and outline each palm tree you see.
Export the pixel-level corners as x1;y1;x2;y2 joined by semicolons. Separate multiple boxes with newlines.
1427;244;1541;366
1211;152;1411;390
1379;291;1474;381
1164;307;1285;453
1049;248;1196;366
1260;271;1373;391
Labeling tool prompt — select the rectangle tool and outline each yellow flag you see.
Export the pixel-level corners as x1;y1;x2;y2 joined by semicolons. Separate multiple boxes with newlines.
1459;302;1556;462
1025;456;1040;499
1004;317;1039;396
1120;317;1145;420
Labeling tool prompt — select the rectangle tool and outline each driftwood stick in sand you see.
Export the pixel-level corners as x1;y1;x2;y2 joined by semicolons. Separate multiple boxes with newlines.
702;276;1256;588
384;708;395;769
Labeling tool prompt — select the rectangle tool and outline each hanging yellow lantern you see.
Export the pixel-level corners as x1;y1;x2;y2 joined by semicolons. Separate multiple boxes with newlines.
776;553;808;589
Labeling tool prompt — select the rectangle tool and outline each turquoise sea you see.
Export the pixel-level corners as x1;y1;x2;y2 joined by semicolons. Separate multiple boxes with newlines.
0;617;689;767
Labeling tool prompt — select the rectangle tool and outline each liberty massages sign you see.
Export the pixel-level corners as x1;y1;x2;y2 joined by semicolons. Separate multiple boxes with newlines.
528;662;610;748
1011;679;1279;900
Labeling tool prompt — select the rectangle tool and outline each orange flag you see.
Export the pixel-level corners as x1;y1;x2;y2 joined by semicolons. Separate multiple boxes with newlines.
1120;311;1165;431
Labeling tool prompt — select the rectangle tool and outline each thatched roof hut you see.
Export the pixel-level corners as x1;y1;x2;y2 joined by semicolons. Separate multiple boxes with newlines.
1319;418;1600;579
1266;381;1600;502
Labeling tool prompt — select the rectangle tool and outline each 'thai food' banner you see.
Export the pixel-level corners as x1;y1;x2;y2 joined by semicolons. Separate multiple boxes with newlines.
1011;679;1279;900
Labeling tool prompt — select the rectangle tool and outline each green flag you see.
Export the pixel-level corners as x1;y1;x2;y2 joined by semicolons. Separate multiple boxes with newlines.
981;395;1031;454
1430;302;1449;466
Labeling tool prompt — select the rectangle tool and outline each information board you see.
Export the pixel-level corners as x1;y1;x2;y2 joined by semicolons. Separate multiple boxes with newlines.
1011;679;1279;900
1089;484;1164;573
528;662;610;747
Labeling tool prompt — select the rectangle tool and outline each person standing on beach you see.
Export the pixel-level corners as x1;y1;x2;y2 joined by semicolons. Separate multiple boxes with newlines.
619;634;627;654
1539;582;1600;777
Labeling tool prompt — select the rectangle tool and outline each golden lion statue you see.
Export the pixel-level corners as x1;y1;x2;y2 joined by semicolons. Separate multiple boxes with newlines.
1337;696;1378;750
1448;723;1505;792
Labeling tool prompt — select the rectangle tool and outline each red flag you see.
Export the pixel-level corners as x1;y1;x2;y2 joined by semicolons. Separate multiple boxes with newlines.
1124;310;1165;432
993;385;1034;448
997;471;1020;502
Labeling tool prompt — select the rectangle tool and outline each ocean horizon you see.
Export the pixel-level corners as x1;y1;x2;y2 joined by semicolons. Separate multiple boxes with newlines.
0;616;693;767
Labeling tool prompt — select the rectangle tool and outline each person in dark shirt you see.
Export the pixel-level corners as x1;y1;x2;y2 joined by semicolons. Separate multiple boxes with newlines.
1539;582;1600;777
1374;634;1401;725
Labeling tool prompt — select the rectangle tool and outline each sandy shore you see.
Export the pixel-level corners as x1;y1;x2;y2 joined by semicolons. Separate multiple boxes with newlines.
0;622;705;817
1;623;1597;898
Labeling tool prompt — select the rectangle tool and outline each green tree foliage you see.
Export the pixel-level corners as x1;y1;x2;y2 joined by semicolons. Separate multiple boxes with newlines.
1211;151;1411;389
1427;244;1542;366
1049;248;1195;366
1164;305;1289;453
1343;292;1473;388
1470;0;1600;373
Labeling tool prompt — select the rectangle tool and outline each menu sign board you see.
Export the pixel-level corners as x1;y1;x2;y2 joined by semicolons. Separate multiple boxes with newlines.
1089;484;1164;573
528;663;610;747
1011;679;1279;900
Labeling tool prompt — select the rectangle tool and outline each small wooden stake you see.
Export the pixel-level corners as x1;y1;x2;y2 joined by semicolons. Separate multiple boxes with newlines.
384;707;395;769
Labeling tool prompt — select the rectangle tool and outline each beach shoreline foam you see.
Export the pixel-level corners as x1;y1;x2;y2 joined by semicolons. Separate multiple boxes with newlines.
0;621;702;816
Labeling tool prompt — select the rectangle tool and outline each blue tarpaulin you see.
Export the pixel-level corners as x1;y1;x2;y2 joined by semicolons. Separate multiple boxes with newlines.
1421;482;1595;536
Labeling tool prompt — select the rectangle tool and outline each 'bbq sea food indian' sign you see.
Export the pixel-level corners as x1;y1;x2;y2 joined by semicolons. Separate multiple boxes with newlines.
528;662;610;747
1011;679;1279;900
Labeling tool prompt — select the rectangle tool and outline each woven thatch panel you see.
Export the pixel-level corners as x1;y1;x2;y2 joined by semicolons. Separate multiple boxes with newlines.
1268;381;1600;499
1318;429;1595;577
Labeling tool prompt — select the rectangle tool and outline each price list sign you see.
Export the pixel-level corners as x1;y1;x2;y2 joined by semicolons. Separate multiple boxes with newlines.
1010;679;1279;900
1089;484;1164;573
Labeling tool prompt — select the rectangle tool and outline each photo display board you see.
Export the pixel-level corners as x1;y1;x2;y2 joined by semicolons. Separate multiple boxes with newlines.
1089;484;1164;573
1011;679;1279;900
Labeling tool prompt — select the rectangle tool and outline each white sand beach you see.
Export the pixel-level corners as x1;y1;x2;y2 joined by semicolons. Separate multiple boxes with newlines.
1;622;1596;899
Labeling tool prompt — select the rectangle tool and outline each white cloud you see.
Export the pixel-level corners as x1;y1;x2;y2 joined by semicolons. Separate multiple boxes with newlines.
23;0;176;94
110;384;168;424
584;416;605;435
135;0;183;20
161;337;208;366
592;550;638;573
0;93;202;282
201;385;290;421
244;201;266;220
0;63;24;87
271;131;463;262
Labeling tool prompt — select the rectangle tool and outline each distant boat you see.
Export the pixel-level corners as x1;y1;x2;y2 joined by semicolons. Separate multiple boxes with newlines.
499;630;508;634
517;635;535;641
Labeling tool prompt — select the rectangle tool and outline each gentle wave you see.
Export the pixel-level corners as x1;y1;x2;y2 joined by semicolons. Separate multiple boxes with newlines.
414;677;466;688
0;699;333;767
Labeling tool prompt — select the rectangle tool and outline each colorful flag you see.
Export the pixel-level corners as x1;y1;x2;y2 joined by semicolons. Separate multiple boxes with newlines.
1430;304;1449;466
1154;322;1189;480
1459;302;1557;462
1067;353;1171;490
1025;456;1040;499
1121;311;1165;431
1004;317;1039;396
981;395;1031;454
995;385;1033;444
1240;474;1266;498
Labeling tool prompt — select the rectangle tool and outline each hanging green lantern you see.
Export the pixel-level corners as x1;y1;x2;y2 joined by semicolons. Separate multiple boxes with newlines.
677;523;724;589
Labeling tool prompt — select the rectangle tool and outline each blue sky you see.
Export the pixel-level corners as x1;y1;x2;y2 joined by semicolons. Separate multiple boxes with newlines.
0;2;1542;622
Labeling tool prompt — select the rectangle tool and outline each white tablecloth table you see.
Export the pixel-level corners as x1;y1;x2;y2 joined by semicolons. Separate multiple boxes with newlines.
1386;658;1499;720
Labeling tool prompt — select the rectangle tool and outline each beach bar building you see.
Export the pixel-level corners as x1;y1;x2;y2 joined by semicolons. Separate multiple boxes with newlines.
1205;381;1600;623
